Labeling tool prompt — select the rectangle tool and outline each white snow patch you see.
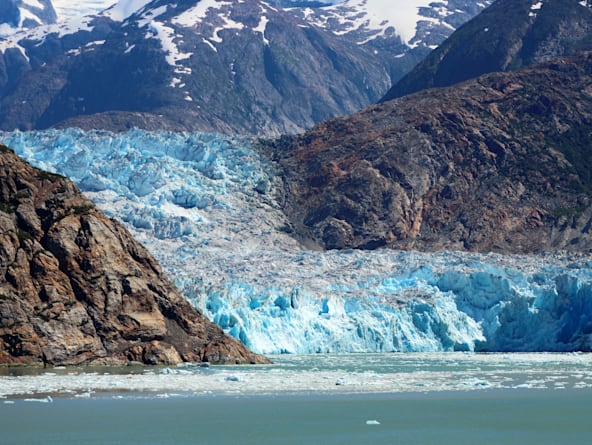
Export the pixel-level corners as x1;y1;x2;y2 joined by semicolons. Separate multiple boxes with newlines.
172;0;233;27
175;66;192;76
303;0;437;46
210;18;245;44
172;0;248;45
203;38;218;52
135;4;194;68
0;13;97;59
85;40;106;47
17;8;44;27
530;1;543;10
0;24;15;37
254;15;270;45
143;21;192;67
104;0;152;21
297;0;492;47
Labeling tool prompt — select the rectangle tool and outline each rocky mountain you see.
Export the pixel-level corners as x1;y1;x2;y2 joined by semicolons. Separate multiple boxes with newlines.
291;0;493;80
269;51;592;253
0;0;57;36
0;143;268;365
0;0;490;136
383;0;592;101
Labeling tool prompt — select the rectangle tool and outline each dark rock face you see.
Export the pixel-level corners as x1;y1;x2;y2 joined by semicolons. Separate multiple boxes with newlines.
0;0;391;136
382;0;592;101
271;52;592;254
0;144;269;365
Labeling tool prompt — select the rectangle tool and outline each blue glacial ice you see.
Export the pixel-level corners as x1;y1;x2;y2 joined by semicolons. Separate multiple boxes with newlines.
2;129;592;354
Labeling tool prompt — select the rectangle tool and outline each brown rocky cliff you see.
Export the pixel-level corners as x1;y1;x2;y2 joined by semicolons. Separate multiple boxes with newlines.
272;52;592;253
0;145;269;365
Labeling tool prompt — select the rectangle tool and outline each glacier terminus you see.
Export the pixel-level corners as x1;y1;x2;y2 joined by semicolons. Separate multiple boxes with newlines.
3;129;592;354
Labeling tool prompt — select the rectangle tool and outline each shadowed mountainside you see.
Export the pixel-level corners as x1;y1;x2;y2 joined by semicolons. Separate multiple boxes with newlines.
382;0;592;101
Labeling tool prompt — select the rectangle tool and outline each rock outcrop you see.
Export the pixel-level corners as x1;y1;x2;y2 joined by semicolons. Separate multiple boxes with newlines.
0;144;269;365
382;0;592;101
270;52;592;254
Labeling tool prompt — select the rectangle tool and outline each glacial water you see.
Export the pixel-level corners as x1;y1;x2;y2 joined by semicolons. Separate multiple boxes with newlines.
1;353;592;445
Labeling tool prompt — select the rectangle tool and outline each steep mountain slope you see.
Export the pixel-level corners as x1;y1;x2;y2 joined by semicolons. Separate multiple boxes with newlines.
271;52;592;253
0;144;268;365
0;0;390;135
383;0;592;101
0;0;490;136
289;0;493;84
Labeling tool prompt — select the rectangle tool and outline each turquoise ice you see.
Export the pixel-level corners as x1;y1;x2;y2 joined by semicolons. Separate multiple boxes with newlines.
3;129;591;354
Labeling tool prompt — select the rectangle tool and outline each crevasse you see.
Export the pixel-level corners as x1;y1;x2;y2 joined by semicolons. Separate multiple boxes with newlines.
3;128;591;354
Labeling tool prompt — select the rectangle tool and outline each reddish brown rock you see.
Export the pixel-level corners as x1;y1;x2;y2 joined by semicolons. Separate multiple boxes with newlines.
271;52;592;253
0;144;269;366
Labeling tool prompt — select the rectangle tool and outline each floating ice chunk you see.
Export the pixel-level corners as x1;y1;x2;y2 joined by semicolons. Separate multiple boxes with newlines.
366;420;381;425
24;396;53;403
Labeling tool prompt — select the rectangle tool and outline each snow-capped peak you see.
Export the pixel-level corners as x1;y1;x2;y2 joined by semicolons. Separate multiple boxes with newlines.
316;0;437;45
292;0;493;48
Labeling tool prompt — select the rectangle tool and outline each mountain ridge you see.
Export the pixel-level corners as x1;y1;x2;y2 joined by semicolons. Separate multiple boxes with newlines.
383;0;592;101
270;51;592;253
0;0;490;135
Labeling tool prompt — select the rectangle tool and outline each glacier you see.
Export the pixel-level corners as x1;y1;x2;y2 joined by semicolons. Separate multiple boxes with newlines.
2;128;592;354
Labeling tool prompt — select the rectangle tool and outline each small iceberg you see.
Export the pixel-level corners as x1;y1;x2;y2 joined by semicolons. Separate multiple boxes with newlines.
24;396;53;403
366;420;380;425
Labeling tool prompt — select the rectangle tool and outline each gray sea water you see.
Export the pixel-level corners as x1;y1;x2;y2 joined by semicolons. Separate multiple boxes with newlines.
1;353;592;444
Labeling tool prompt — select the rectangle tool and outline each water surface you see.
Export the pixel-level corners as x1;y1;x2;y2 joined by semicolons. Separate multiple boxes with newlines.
2;353;591;444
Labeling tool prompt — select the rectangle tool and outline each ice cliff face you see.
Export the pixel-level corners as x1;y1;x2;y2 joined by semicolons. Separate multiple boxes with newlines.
3;129;592;354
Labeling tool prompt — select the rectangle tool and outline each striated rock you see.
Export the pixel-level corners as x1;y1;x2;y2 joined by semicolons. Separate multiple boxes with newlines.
270;52;592;254
0;144;269;365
